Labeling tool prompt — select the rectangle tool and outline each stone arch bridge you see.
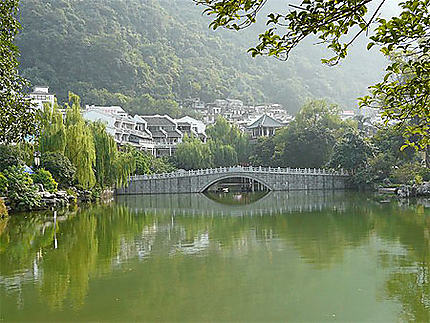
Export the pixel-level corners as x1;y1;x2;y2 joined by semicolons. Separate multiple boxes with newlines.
116;166;350;195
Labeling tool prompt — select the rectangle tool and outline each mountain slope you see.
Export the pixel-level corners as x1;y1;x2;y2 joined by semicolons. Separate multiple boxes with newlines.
17;0;387;113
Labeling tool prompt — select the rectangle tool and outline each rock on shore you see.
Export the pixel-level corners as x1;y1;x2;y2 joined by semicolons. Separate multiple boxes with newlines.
396;182;430;198
39;191;76;207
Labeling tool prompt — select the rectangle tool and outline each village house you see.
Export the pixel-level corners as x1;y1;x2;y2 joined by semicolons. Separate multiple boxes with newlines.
83;106;154;153
139;115;184;157
175;116;207;143
27;86;55;110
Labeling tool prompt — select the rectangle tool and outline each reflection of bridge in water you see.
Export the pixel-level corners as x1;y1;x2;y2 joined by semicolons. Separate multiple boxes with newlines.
117;166;349;195
116;191;351;217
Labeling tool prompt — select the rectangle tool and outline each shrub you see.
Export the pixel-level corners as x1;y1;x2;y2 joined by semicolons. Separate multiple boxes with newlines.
415;174;423;185
0;173;7;196
32;169;58;193
0;145;24;172
66;188;77;204
3;166;40;211
41;152;76;187
418;167;430;181
390;163;426;184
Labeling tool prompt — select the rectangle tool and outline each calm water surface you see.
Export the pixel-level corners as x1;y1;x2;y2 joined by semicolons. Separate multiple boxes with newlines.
0;191;429;322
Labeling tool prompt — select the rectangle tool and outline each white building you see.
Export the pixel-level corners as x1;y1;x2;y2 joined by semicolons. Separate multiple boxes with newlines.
175;116;207;143
139;115;184;157
83;107;154;153
85;105;127;116
340;110;356;121
28;86;55;110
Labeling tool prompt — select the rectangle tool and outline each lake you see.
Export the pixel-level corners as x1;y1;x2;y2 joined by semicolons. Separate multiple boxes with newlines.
0;191;429;322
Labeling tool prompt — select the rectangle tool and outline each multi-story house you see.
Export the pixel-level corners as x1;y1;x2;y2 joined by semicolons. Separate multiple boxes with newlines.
83;106;154;153
175;116;207;143
28;86;55;110
139;115;183;157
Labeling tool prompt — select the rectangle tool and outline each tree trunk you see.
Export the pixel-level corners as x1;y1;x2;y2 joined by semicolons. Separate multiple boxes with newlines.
426;147;430;168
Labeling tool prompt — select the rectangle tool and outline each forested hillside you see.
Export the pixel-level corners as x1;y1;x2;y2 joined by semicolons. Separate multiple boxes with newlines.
17;0;387;114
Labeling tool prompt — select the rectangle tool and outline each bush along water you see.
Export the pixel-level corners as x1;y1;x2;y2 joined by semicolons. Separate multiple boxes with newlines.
31;169;58;193
3;166;41;211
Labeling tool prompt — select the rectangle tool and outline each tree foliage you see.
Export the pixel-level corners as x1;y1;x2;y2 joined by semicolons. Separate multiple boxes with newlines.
91;122;121;188
328;131;374;174
3;166;40;211
249;136;276;166
175;135;213;170
17;0;385;113
129;148;176;175
196;0;430;147
206;116;251;163
0;145;25;172
39;102;66;154
40;152;76;187
272;100;347;168
38;94;136;188
31;168;58;193
0;0;36;144
274;122;336;168
64;93;97;188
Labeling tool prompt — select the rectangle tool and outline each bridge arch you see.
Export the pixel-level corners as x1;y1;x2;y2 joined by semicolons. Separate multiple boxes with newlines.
199;173;273;193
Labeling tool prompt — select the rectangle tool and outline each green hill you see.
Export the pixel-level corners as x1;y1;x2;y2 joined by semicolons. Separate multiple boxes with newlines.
17;0;387;114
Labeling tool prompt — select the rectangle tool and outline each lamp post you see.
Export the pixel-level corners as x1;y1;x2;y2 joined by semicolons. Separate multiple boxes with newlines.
34;151;41;168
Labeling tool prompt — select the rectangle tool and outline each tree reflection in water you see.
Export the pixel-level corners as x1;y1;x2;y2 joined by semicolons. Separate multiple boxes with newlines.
0;192;428;320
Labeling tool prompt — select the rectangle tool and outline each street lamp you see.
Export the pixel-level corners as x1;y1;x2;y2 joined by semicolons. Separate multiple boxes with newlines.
34;151;41;168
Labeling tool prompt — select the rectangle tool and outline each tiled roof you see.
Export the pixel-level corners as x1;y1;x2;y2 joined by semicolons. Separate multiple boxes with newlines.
247;114;284;129
149;129;166;138
165;130;182;138
140;115;175;126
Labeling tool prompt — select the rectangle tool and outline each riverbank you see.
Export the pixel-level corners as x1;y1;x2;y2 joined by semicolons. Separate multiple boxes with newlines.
378;182;430;198
1;188;114;214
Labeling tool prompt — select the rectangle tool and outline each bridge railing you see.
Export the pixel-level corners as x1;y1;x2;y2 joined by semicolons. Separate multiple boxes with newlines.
129;166;349;181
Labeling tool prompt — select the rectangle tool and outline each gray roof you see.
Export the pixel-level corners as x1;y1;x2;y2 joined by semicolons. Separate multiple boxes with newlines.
150;130;166;138
141;115;175;126
247;114;284;129
165;130;182;138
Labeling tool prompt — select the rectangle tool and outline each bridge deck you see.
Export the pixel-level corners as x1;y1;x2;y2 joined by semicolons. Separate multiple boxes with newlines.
130;166;348;181
117;166;350;195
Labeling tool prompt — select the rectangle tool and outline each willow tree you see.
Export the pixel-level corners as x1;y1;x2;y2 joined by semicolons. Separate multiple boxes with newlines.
91;123;136;188
39;102;66;154
114;149;136;187
64;93;96;188
206;116;251;163
176;134;213;170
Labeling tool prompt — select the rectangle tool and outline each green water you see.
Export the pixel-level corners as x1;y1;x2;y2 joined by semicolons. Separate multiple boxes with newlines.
0;191;429;322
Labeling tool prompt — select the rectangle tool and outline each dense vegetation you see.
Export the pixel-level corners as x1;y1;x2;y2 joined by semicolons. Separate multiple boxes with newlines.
0;0;36;143
174;99;429;186
0;93;135;211
196;0;429;148
175;116;249;169
17;0;386;114
247;100;429;185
